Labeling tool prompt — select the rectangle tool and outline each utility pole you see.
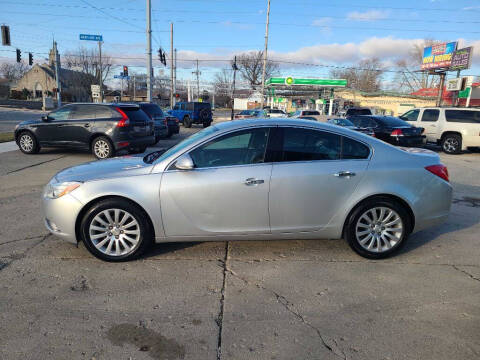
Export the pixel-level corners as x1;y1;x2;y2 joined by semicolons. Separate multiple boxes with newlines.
133;76;136;100
231;56;238;120
170;22;174;108
260;0;271;109
436;72;446;107
98;40;103;102
53;41;62;107
192;59;200;101
174;48;177;96
187;79;191;102
146;0;153;102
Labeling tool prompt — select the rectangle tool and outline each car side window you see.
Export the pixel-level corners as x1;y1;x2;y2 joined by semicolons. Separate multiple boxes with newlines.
421;109;439;122
180;104;186;111
401;109;419;122
48;106;71;121
281;128;341;161
173;104;179;110
69;105;98;120
96;106;116;119
186;103;194;111
190;128;270;168
342;137;370;159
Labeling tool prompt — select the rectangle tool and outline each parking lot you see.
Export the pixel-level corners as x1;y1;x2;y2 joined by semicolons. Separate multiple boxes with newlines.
1;116;479;360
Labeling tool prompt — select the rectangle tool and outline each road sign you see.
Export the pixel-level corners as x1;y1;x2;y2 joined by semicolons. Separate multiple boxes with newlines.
446;78;462;91
91;84;100;92
80;34;103;42
114;75;130;80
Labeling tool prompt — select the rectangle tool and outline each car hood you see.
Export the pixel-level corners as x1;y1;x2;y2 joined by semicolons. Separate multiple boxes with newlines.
18;119;43;127
53;155;154;183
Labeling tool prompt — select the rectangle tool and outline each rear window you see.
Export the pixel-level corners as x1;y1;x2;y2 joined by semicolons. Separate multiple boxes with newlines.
347;108;372;115
304;111;319;115
445;110;480;123
375;116;410;127
118;107;151;123
141;104;164;117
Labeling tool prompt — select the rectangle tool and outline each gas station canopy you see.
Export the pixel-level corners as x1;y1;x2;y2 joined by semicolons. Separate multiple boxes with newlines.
266;77;347;87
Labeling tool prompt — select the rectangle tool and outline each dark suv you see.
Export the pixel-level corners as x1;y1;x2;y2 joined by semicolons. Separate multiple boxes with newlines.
139;102;179;141
168;102;212;128
14;103;155;159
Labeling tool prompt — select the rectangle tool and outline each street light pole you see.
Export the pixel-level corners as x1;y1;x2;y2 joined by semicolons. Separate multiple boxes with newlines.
53;41;61;107
260;0;271;109
146;0;153;102
231;56;237;121
98;40;103;102
170;22;174;108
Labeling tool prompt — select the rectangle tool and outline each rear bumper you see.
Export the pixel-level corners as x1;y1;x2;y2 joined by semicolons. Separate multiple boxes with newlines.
391;136;426;147
155;126;169;138
463;135;480;149
168;124;180;134
114;135;155;150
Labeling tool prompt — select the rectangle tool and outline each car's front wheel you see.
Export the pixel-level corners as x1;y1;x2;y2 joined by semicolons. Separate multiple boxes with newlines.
80;198;152;261
442;134;462;154
92;136;114;159
345;198;411;259
18;131;40;154
183;115;192;128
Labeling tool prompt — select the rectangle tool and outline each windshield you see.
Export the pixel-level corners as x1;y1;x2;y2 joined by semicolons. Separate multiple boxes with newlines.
143;125;220;164
376;116;411;127
141;103;164;118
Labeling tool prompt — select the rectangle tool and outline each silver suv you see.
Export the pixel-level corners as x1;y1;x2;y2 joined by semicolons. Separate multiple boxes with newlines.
400;107;480;154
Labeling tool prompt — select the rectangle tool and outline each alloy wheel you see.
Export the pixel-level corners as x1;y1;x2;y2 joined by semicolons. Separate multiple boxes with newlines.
20;134;34;152
355;207;404;253
443;138;458;153
94;140;110;159
89;208;141;257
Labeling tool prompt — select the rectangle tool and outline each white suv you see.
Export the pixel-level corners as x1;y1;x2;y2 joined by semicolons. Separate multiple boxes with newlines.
400;107;480;154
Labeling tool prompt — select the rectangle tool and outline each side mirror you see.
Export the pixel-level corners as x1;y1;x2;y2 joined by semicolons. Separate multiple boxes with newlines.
175;153;195;170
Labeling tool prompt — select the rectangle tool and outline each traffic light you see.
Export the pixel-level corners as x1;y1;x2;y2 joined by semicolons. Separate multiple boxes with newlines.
123;66;128;76
16;49;21;63
158;48;166;66
1;25;10;46
28;52;33;66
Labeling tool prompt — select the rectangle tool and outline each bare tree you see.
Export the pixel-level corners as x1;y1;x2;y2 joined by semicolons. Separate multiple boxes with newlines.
213;68;233;106
63;46;112;84
330;57;385;92
236;51;279;89
393;39;440;93
0;62;30;83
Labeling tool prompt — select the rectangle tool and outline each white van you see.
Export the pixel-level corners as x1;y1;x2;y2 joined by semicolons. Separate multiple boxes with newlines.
400;107;480;154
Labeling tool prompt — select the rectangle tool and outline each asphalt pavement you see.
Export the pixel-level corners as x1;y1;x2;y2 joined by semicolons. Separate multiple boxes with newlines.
0;122;479;360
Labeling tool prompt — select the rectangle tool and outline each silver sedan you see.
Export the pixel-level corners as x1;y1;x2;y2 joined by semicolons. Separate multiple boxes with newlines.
42;119;452;261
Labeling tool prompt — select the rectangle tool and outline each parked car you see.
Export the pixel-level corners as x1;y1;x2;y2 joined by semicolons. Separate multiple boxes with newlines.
43;119;451;261
265;108;287;118
347;115;425;147
138;102;169;143
328;118;375;136
15;103;155;159
290;110;322;121
168;102;212;128
234;109;268;119
345;107;373;116
399;107;480;154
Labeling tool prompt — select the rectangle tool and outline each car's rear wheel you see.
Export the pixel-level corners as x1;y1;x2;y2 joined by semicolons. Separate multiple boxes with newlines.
442;134;462;154
80;198;152;261
183;115;192;128
92;136;114;159
18;131;40;154
345;198;411;259
203;121;211;128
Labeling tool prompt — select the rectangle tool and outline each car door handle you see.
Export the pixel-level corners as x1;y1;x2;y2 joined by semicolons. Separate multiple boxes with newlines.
244;178;264;186
334;171;356;177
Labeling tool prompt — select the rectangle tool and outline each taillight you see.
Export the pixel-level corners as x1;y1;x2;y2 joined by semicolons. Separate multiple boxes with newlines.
391;129;403;136
116;107;130;127
164;118;168;126
425;164;449;182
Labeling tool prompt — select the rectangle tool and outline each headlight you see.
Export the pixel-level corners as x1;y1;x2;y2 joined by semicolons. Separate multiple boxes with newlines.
44;181;82;199
14;124;19;130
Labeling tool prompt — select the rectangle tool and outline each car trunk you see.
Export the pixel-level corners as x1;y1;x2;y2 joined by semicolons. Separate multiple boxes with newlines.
121;107;153;137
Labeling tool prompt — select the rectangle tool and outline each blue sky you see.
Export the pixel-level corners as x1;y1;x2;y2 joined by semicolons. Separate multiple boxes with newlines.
1;0;480;88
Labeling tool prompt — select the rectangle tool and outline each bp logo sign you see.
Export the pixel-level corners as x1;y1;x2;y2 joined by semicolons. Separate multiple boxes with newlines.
285;76;294;85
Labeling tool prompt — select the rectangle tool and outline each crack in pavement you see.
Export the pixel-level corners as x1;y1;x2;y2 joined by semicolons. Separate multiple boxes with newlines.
216;242;230;360
0;234;50;272
225;267;347;359
452;265;480;283
6;155;67;174
0;234;49;246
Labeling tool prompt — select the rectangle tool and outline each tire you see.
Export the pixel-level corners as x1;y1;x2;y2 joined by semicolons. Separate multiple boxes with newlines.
202;121;211;128
17;131;40;154
441;134;462;154
183;115;192;128
198;108;211;123
92;136;114;159
80;198;153;262
344;197;411;259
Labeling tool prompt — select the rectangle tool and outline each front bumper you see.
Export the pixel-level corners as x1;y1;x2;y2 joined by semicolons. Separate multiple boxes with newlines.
43;193;84;244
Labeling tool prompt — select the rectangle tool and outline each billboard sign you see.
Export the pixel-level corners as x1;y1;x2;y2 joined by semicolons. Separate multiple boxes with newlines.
421;42;457;70
450;47;473;71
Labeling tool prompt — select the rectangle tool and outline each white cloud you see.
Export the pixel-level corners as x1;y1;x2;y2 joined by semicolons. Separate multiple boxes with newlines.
347;10;390;21
311;17;333;35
